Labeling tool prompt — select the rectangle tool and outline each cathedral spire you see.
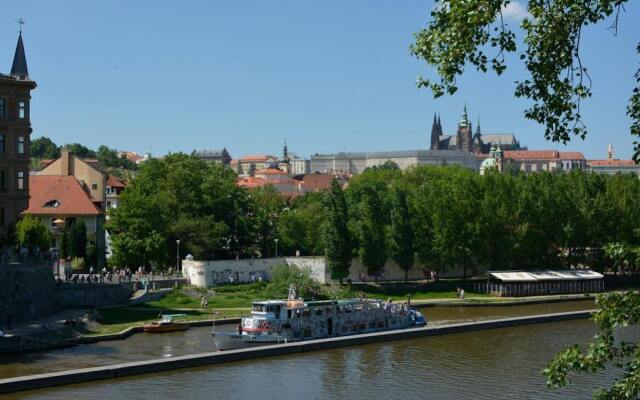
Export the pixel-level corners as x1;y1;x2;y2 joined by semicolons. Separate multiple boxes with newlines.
430;113;440;150
476;116;481;136
437;114;442;135
459;105;469;127
11;24;30;80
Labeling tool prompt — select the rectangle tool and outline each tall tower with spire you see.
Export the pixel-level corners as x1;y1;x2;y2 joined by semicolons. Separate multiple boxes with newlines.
456;105;473;152
279;138;291;173
430;113;440;150
0;26;37;234
607;143;614;160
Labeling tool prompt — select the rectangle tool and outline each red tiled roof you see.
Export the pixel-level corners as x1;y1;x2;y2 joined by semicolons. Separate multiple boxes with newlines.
255;168;288;175
300;173;334;191
107;175;127;188
239;154;276;162
237;177;268;188
504;150;585;160
588;159;638;167
24;176;103;216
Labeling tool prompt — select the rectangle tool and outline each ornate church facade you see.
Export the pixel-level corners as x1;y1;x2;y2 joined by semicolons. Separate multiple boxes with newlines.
430;106;522;154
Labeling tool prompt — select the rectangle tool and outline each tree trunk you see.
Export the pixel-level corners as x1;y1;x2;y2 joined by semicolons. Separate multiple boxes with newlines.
405;269;408;283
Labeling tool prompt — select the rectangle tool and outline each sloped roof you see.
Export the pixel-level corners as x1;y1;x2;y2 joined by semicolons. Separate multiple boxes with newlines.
239;154;276;162
588;159;638;167
107;175;127;188
237;176;268;188
255;168;288;175
10;33;29;79
24;176;103;216
299;173;334;191
489;270;603;282
504;150;585;160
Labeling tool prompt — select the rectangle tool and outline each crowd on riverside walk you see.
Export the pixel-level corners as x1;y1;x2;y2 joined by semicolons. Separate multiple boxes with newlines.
56;266;181;285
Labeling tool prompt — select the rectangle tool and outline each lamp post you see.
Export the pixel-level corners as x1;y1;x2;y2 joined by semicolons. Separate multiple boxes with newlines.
275;238;279;258
176;239;181;274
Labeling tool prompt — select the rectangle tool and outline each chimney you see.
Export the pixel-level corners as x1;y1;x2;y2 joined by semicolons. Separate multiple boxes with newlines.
60;147;71;176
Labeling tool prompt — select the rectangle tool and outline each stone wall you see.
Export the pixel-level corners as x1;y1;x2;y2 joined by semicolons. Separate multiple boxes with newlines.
0;263;57;324
56;284;132;308
182;257;474;287
183;257;327;287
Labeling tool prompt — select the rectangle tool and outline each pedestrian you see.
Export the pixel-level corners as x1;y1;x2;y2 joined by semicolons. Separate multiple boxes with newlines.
203;297;208;309
460;288;465;300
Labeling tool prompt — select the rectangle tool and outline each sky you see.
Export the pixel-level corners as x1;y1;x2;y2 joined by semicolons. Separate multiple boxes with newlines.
2;1;639;160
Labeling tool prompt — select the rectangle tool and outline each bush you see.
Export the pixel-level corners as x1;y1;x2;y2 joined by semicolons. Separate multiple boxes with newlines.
265;264;321;299
71;257;86;270
16;215;51;250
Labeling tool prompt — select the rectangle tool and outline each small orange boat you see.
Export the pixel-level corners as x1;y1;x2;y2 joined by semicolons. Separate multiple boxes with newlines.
143;314;190;333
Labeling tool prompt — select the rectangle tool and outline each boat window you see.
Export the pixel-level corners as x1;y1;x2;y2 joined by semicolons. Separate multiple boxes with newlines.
252;304;265;312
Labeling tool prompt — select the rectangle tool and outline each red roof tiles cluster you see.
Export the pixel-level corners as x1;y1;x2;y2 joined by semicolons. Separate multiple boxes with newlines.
24;176;103;216
588;159;638;167
504;150;585;160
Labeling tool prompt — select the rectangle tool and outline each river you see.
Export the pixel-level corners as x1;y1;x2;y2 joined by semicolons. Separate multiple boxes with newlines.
2;300;625;399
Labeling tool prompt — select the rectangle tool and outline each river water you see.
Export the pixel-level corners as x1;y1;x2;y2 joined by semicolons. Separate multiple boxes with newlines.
3;300;626;399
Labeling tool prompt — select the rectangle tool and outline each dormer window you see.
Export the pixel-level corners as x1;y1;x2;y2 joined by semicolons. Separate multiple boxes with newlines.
43;199;61;208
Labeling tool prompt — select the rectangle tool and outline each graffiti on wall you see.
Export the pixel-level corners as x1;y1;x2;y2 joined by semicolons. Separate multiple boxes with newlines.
209;269;269;285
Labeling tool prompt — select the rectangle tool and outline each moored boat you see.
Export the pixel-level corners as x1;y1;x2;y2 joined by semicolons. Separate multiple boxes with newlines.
143;314;190;333
212;286;426;350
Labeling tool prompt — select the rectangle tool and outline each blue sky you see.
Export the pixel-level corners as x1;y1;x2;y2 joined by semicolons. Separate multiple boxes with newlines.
2;1;639;159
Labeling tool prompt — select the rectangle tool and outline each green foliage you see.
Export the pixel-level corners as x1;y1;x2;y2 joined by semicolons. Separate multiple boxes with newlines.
30;136;60;159
356;187;387;277
16;215;51;250
545;291;640;399
264;264;321;299
323;180;352;283
96;145;138;170
68;221;87;259
64;143;96;159
387;187;415;281
71;257;85;270
411;0;640;159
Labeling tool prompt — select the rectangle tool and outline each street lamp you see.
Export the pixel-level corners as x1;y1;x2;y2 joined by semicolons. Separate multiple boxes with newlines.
176;239;181;274
275;238;279;258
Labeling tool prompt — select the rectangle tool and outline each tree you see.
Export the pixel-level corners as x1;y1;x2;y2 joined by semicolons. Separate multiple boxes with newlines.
356;187;387;279
387;187;415;281
545;291;640;399
68;221;87;259
64;143;96;159
322;180;352;284
16;215;51;250
30;137;60;159
411;1;640;160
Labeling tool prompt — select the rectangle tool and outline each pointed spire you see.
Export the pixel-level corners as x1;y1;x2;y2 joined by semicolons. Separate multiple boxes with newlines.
11;32;30;80
437;114;442;135
430;113;440;150
476;116;481;135
459;105;469;127
282;138;289;161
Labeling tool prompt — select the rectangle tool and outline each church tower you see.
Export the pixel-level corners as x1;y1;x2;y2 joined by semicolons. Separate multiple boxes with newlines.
472;116;484;153
0;27;37;234
279;138;291;174
430;113;440;150
456;105;473;152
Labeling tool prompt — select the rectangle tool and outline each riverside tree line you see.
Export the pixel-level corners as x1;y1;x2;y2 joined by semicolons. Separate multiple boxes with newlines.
106;154;640;281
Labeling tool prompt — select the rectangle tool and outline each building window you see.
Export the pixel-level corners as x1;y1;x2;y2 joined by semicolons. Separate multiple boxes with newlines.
0;134;5;153
17;171;25;190
17;136;25;155
18;101;26;119
0;99;5;118
91;183;98;190
0;170;5;190
0;206;4;226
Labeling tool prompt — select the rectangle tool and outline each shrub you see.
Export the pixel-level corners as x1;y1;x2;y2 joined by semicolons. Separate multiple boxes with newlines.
265;264;321;299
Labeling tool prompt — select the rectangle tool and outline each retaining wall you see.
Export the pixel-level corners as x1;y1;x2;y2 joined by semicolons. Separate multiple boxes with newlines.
183;257;472;287
0;263;57;324
56;285;133;308
0;309;593;394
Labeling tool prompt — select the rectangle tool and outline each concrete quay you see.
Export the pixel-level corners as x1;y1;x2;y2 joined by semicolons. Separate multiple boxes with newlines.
0;309;594;394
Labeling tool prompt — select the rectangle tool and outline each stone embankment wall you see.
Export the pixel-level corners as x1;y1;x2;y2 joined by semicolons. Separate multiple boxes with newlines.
0;263;57;323
183;257;470;287
56;285;133;308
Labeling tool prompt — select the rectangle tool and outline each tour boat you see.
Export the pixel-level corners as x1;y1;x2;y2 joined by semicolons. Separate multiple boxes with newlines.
143;314;190;333
212;287;426;350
